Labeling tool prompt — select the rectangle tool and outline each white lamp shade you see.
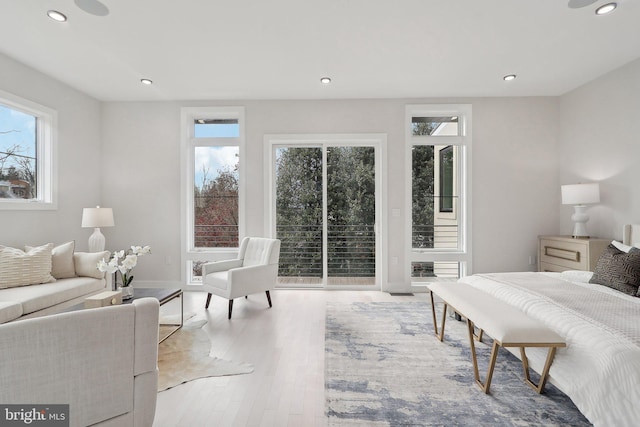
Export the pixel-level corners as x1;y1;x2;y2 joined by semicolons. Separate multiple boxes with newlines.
561;183;600;205
81;207;115;228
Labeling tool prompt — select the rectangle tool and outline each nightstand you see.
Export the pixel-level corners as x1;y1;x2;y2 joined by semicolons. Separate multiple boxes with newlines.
538;235;610;272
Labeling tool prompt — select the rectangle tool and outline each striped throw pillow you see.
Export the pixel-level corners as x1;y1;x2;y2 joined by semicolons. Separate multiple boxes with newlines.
0;243;55;289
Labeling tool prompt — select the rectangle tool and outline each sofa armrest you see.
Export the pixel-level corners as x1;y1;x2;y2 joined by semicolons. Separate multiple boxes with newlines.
203;259;243;275
133;298;160;375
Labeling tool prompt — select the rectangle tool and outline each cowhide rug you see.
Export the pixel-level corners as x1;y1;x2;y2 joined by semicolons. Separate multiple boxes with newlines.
157;314;254;392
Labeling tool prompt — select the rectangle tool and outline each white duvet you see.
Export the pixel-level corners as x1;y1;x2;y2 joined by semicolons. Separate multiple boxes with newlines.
459;271;640;427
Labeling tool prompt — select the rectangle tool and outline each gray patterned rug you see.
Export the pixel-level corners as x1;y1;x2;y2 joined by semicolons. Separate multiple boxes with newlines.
325;302;591;426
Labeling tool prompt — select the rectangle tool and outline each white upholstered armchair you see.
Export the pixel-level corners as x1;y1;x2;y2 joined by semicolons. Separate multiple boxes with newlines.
202;237;281;319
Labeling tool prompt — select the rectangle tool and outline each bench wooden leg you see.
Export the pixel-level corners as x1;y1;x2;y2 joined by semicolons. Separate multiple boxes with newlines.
467;320;500;394
429;291;449;341
520;346;558;393
429;291;439;336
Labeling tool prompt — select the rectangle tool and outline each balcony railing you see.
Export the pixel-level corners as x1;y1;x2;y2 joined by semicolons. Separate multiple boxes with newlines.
194;225;239;248
277;224;375;278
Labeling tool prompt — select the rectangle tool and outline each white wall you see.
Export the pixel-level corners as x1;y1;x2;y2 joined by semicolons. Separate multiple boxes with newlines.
558;58;640;241
0;52;103;249
471;97;560;273
102;97;560;286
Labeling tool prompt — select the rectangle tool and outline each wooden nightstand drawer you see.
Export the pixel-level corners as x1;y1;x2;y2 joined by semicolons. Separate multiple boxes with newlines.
540;239;587;270
538;236;609;272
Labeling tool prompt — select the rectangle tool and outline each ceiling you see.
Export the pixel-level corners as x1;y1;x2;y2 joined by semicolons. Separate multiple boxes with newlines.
2;0;639;102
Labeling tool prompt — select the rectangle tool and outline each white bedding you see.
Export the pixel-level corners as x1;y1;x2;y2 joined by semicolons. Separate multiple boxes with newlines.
459;271;640;427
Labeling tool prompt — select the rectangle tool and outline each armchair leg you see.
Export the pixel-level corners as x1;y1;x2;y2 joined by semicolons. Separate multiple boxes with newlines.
266;290;272;308
228;300;233;319
205;293;212;309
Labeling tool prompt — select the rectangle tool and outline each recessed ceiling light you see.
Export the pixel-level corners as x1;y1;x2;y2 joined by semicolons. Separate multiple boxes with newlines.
320;77;332;84
47;10;67;22
140;79;153;85
595;2;617;15
503;74;517;81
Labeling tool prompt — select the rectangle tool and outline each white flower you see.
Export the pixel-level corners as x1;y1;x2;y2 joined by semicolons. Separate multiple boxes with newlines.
97;257;119;274
131;245;151;255
95;245;150;285
121;254;138;270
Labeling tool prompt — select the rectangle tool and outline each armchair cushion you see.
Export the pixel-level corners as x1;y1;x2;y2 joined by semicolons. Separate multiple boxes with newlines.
204;271;230;292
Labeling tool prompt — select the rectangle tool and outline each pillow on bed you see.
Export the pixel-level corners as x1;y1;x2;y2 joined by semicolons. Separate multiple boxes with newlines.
611;240;633;253
589;244;640;296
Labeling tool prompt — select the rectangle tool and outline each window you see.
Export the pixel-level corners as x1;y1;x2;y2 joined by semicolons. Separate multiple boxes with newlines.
439;146;453;213
406;105;471;283
0;90;56;209
181;107;244;285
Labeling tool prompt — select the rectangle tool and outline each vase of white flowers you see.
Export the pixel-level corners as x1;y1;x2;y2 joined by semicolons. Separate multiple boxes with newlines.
97;245;151;299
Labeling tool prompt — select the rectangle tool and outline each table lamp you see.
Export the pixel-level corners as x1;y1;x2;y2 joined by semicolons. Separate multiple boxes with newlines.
81;206;114;252
561;183;600;238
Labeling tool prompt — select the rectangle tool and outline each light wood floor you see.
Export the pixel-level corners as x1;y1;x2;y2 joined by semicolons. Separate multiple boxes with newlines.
154;289;428;427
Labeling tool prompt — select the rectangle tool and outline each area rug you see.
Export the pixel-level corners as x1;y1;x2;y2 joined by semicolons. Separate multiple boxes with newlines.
157;314;254;392
325;302;591;426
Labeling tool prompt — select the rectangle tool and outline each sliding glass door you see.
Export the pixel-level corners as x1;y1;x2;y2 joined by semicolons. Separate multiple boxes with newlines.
269;137;381;289
326;147;376;286
275;147;323;286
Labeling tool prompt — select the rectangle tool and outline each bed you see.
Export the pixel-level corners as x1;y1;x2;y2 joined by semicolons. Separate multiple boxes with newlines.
458;224;640;427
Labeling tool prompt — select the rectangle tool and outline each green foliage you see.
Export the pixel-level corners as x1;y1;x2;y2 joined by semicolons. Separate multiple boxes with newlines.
275;147;376;278
194;141;437;278
412;146;435;248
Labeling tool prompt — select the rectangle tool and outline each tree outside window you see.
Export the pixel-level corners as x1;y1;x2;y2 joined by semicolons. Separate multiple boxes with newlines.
0;104;37;199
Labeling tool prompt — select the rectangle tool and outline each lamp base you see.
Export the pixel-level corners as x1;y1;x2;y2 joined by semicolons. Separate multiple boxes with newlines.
88;228;106;252
570;205;590;239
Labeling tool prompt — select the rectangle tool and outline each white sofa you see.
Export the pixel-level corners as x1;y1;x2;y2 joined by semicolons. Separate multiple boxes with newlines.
0;297;159;427
0;241;110;323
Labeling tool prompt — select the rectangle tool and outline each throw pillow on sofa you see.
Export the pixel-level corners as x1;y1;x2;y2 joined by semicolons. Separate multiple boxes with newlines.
0;243;55;289
74;251;110;279
25;241;76;279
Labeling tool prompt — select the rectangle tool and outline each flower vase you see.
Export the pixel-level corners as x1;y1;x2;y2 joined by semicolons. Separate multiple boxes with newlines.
119;286;134;300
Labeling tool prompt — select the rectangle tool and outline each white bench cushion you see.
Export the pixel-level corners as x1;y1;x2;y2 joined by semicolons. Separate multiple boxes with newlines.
429;282;564;345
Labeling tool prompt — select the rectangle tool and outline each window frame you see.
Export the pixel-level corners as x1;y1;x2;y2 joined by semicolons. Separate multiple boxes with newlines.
0;89;57;210
180;106;245;286
405;104;472;285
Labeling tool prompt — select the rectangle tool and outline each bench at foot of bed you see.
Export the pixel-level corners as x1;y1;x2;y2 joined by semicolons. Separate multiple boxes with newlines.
428;282;566;394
